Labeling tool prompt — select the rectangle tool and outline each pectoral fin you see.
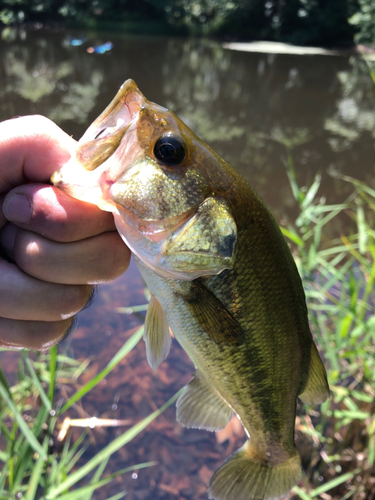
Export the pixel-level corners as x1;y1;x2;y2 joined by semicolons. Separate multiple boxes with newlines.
299;342;330;404
177;371;233;431
185;280;244;346
143;294;171;370
160;197;237;279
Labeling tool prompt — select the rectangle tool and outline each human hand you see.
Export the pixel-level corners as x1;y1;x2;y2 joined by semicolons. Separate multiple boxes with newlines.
0;115;131;350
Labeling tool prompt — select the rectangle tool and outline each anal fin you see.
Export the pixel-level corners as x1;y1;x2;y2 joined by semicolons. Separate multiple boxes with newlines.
176;371;233;431
144;294;171;371
299;342;330;404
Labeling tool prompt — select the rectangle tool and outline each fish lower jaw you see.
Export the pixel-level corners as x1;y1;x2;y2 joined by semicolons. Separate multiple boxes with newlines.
115;206;196;238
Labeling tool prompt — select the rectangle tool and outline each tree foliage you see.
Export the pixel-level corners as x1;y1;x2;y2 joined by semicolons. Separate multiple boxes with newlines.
349;0;375;44
1;0;375;47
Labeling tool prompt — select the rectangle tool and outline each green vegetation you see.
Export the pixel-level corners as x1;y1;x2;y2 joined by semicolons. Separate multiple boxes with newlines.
0;326;181;499
2;0;375;47
281;157;375;499
350;0;375;45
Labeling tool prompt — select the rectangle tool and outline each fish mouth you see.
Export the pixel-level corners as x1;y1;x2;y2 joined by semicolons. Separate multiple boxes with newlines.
76;79;147;171
51;80;147;211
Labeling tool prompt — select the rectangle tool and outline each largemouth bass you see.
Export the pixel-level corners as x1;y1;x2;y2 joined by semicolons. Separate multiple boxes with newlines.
52;79;329;500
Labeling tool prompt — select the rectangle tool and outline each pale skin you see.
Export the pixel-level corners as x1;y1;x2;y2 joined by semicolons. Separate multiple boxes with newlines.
0;115;131;350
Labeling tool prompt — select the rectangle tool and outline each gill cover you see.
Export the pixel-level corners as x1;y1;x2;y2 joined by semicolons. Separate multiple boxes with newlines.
114;196;237;280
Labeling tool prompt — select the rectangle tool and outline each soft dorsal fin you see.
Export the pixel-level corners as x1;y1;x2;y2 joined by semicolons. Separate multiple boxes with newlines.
299;342;330;404
143;294;171;370
184;280;244;346
177;370;233;431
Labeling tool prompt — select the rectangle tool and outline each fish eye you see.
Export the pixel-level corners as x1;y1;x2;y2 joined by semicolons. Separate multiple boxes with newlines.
154;135;186;166
94;128;107;139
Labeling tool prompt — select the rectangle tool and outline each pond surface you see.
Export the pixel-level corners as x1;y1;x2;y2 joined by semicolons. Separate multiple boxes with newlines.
0;26;375;500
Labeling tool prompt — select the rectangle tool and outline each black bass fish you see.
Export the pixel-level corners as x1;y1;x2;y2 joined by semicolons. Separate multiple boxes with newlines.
52;79;329;500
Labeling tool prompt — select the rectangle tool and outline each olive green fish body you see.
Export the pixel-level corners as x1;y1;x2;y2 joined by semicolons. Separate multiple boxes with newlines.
52;79;329;500
137;168;311;458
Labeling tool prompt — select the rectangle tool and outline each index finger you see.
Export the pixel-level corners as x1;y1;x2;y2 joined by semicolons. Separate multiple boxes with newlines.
0;115;76;192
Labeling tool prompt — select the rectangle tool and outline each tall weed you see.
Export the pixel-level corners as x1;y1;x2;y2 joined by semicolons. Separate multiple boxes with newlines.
282;159;375;499
0;325;180;499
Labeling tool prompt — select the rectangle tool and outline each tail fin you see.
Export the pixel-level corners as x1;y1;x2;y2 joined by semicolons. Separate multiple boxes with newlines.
208;440;302;500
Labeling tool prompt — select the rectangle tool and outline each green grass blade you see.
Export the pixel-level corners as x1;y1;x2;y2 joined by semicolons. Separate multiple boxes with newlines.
0;381;46;460
106;492;127;500
24;356;51;411
310;469;360;497
13;404;50;488
280;227;304;246
25;437;48;500
49;462;154;500
0;364;11;398
356;202;367;254
54;476;115;500
56;462;156;500
59;326;144;415
285;151;303;204
0;460;10;490
48;345;58;403
47;389;182;498
301;173;321;209
80;456;110;500
0;491;13;499
340;489;356;500
64;434;91;474
54;461;151;500
292;485;313;500
63;435;91;475
116;304;148;314
368;435;375;466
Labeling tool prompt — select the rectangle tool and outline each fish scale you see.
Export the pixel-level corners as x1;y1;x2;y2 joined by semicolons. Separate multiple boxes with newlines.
52;78;330;500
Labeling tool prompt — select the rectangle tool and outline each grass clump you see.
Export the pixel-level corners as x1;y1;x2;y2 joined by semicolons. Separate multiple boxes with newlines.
282;157;375;499
0;325;181;499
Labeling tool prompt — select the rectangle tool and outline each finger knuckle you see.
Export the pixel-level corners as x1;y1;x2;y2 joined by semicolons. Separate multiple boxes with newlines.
61;285;93;317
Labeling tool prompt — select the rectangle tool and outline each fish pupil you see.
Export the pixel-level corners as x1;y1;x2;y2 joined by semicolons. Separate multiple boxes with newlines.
154;135;185;166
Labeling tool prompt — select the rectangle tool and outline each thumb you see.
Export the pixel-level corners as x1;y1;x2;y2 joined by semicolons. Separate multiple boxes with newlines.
0;115;76;192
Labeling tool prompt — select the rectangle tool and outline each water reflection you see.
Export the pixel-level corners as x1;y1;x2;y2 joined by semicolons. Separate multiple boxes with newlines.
325;57;375;152
0;29;374;216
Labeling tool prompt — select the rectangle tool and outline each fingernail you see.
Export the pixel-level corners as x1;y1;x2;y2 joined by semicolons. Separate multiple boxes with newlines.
0;224;17;256
3;194;32;224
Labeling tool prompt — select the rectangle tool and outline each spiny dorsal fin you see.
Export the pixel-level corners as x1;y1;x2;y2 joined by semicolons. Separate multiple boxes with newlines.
144;294;171;371
299;342;330;404
185;280;244;346
176;370;233;431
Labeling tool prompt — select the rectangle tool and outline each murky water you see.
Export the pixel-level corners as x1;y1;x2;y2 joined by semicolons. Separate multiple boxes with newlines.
1;26;375;500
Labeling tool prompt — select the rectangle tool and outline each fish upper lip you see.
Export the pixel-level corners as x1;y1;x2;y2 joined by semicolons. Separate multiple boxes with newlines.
79;79;145;146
